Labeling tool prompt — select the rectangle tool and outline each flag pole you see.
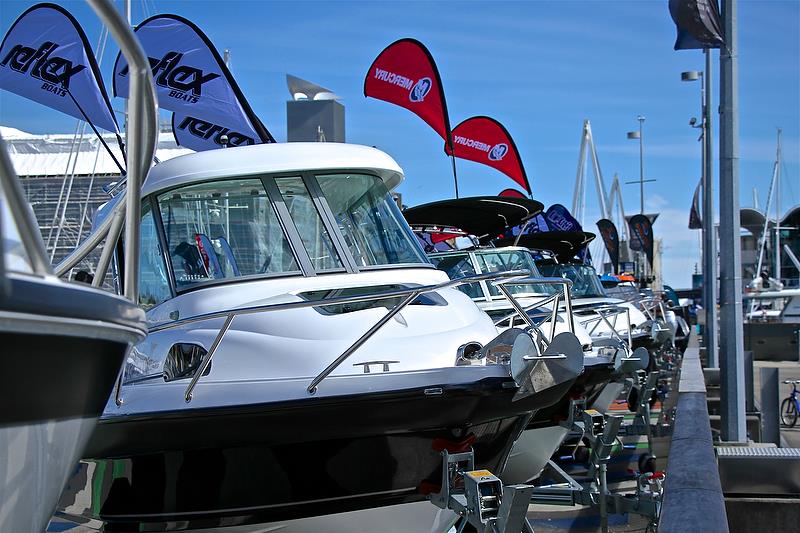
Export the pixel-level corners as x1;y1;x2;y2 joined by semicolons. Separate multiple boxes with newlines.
448;133;459;198
115;133;127;161
66;90;126;174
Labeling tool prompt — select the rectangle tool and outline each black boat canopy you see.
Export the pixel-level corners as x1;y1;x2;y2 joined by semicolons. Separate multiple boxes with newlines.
403;196;544;242
497;231;596;262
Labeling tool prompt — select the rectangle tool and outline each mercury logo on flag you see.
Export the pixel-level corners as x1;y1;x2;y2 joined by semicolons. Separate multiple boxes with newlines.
0;41;86;95
409;77;432;102
448;116;531;194
488;143;508;161
119;51;220;103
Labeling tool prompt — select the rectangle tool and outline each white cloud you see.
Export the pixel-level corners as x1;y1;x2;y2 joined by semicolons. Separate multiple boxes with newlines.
650;198;702;288
657;215;702;288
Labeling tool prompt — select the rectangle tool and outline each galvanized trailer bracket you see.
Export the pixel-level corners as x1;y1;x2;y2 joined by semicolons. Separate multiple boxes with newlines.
531;394;664;533
430;449;535;533
619;371;660;439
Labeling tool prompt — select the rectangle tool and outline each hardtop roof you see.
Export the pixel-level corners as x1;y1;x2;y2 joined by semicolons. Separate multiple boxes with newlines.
141;142;404;196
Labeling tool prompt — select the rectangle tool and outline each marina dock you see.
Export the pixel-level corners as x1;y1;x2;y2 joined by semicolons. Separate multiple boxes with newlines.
1;1;798;532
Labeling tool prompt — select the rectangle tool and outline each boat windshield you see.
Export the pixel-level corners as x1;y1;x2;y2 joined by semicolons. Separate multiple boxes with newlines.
474;250;555;297
429;253;484;299
538;263;607;299
316;173;427;267
158;178;301;288
154;173;426;289
429;249;555;300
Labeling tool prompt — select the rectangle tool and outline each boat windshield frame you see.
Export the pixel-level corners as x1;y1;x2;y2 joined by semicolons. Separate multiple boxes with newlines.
537;262;608;299
141;169;432;300
428;246;555;302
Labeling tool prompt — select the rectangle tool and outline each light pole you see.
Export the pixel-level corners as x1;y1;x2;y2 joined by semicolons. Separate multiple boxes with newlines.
626;116;652;214
682;55;718;368
719;0;746;443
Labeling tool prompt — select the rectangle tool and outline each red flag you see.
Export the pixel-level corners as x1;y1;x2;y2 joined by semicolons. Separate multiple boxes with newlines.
446;116;531;194
431;232;462;244
364;38;451;142
499;188;526;199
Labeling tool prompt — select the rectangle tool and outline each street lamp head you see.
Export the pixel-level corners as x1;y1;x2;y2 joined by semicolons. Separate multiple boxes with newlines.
627;131;641;140
689;117;697;126
681;71;702;82
637;115;645;123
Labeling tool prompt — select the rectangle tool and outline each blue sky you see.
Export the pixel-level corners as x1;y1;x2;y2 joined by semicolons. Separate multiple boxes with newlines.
1;0;798;287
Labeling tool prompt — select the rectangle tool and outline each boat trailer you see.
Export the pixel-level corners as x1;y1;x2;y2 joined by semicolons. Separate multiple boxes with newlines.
430;450;535;532
427;371;665;532
529;371;665;532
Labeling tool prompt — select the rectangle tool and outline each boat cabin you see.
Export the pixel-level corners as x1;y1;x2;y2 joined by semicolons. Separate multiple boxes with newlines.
103;143;433;315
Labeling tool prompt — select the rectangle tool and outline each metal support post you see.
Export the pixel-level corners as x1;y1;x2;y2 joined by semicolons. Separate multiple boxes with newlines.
588;415;623;480
703;48;719;368
759;367;779;445
744;350;754;412
599;462;609;533
620;372;658;443
718;0;746;442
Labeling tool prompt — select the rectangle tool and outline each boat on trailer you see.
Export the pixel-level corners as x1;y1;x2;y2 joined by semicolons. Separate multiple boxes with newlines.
55;143;584;531
404;197;648;483
506;231;669;360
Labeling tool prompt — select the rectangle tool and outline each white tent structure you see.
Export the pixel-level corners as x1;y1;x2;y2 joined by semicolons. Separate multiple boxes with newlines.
1;125;192;274
2;126;191;177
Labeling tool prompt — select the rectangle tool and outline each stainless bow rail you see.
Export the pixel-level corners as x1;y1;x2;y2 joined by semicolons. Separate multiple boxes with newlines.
115;269;579;403
0;0;156;290
638;295;668;323
171;269;583;401
578;304;634;350
490;277;575;347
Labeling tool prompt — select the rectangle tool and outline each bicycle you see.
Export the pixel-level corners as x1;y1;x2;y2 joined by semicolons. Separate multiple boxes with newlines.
780;380;800;427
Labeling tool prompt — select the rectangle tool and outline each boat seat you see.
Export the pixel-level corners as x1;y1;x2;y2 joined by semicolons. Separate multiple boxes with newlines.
173;241;209;281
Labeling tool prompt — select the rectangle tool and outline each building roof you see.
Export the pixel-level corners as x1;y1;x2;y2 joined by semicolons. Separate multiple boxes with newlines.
1;126;192;177
740;205;800;236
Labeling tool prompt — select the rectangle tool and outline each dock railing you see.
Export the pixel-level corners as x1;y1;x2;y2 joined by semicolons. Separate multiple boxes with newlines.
658;340;729;533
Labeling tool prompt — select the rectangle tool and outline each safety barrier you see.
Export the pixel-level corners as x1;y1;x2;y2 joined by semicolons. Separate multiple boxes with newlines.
658;344;729;533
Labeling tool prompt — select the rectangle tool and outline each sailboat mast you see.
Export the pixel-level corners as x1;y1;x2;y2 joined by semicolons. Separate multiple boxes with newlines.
774;128;782;282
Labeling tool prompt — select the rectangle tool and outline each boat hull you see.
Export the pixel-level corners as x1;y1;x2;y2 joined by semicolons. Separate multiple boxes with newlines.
0;409;97;533
0;286;144;533
57;370;572;530
502;424;570;484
